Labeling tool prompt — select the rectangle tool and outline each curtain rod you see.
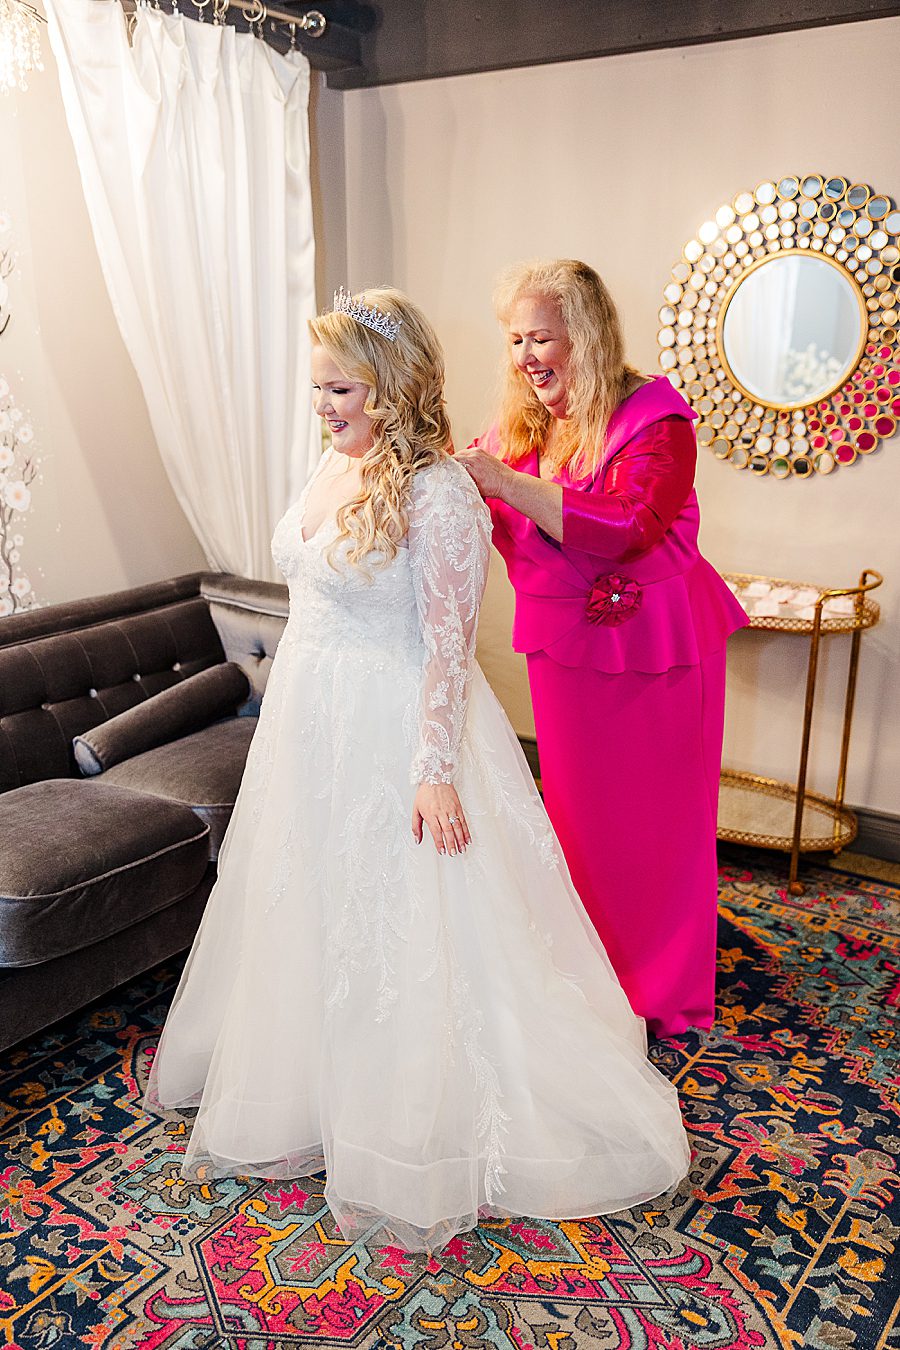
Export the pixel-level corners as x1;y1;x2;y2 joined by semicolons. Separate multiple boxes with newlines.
223;0;325;36
113;0;327;39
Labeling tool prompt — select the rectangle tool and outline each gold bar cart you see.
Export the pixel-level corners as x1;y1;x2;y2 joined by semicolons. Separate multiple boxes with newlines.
717;569;883;895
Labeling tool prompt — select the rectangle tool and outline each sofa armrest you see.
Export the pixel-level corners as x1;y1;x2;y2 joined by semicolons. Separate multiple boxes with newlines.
200;572;290;712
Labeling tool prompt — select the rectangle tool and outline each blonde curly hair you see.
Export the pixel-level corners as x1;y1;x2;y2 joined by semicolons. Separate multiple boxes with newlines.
309;288;453;572
493;259;639;479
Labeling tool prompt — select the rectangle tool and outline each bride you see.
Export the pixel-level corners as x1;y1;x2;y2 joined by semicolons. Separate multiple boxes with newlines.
146;286;692;1253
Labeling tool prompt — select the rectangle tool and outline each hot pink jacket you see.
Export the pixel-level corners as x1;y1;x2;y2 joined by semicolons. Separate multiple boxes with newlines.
482;377;747;674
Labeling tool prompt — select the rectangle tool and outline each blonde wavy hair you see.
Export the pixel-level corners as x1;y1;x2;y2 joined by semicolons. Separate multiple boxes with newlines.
309;288;453;572
493;258;639;479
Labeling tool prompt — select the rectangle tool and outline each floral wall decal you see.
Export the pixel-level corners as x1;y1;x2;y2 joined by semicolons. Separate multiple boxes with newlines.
0;212;12;338
0;212;40;615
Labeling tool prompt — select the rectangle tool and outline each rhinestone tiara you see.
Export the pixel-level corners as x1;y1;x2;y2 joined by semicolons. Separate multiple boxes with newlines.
331;286;402;343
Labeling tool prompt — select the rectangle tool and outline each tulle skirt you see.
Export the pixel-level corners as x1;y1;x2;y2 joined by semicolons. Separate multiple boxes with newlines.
145;632;691;1251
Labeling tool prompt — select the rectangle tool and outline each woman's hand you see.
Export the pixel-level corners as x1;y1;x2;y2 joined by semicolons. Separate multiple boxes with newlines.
412;782;471;856
455;444;511;500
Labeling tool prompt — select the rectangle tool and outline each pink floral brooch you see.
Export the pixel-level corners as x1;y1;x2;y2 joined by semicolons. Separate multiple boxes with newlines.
586;574;642;626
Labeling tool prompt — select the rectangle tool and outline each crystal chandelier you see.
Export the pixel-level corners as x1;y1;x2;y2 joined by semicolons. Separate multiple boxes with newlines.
0;0;44;95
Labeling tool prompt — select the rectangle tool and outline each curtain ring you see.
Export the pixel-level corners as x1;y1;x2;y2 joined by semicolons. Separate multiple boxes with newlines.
288;20;296;48
243;0;267;36
191;0;211;20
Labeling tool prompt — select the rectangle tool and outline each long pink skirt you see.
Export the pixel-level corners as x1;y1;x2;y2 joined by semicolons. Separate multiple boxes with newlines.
526;649;727;1039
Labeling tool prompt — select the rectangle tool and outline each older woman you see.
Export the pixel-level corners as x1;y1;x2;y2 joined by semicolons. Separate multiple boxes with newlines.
457;259;746;1039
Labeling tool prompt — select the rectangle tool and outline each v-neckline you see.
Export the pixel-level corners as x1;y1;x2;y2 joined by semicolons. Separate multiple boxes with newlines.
299;448;352;545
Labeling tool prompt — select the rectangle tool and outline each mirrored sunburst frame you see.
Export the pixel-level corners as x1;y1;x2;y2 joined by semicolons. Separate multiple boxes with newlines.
658;174;900;478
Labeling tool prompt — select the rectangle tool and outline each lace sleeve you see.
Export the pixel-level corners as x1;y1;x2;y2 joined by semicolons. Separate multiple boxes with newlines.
408;459;492;786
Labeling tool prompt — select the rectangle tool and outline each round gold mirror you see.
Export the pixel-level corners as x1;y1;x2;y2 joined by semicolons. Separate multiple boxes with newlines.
659;173;900;477
718;253;866;408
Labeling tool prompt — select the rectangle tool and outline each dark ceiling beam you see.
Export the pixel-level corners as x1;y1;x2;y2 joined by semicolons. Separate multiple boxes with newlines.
291;0;371;71
289;22;361;73
323;0;900;90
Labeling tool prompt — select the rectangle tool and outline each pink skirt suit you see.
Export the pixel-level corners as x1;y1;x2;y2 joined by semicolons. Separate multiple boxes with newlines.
482;377;747;1038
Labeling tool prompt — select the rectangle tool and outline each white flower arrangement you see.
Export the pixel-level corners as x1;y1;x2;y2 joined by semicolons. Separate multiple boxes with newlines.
780;343;844;405
0;211;40;615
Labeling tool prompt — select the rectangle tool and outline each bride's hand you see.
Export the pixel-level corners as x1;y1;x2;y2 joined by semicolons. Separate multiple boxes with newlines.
412;782;471;856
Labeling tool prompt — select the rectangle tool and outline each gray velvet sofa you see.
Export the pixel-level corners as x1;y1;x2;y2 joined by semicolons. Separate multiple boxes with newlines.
0;571;289;1052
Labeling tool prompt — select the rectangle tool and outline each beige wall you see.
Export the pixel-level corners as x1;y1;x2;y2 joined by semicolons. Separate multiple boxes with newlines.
335;18;900;815
0;23;207;608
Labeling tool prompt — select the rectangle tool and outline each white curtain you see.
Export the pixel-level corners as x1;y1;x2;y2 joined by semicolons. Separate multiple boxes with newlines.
45;0;320;581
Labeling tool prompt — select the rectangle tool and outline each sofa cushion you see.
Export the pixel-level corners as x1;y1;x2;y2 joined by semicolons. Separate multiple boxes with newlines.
73;662;251;775
102;716;257;860
0;780;210;969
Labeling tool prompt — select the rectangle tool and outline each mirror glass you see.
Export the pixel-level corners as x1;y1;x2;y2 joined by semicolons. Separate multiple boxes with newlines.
721;253;864;405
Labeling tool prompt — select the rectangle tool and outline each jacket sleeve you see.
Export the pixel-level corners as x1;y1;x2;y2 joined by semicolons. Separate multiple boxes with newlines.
408;461;492;785
561;416;697;561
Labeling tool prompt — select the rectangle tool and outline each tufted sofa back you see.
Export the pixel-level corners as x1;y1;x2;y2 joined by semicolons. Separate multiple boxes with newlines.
0;575;225;793
199;573;289;713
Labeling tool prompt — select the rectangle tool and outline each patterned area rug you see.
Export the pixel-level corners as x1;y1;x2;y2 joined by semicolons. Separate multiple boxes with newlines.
1;856;898;1350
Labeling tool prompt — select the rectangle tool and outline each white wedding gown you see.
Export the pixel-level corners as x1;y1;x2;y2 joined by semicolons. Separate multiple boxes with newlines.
146;452;691;1252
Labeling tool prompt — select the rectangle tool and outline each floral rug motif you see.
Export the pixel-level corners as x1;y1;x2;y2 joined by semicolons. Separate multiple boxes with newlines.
0;856;898;1349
